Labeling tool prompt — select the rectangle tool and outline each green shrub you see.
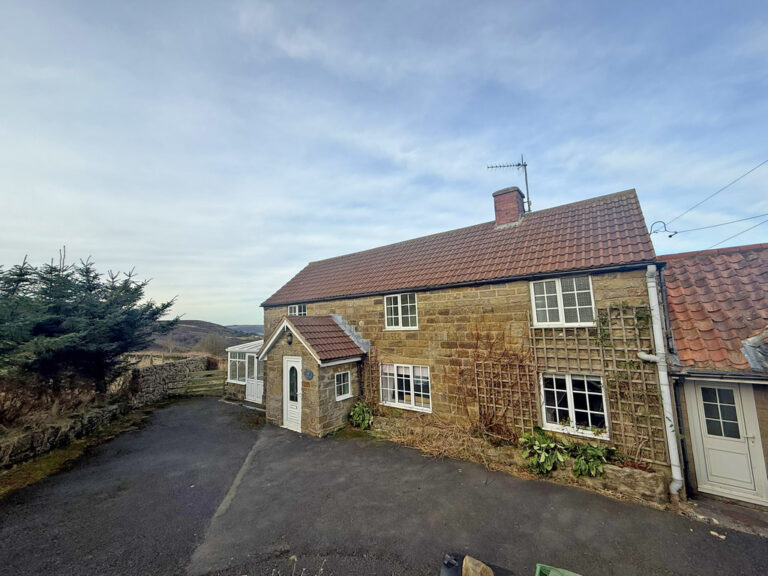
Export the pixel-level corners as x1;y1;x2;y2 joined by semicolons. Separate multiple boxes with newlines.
519;427;569;475
569;442;615;478
349;402;373;430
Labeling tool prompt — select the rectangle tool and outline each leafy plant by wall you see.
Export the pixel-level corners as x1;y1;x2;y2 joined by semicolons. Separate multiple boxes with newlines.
349;401;373;430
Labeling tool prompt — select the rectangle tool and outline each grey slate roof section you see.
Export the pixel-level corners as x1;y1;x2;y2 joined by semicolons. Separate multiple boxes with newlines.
742;328;768;372
331;314;371;354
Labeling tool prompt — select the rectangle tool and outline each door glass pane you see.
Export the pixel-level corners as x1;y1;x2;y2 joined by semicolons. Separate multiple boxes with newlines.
289;366;298;402
706;419;723;436
702;386;740;439
722;422;740;439
247;356;255;380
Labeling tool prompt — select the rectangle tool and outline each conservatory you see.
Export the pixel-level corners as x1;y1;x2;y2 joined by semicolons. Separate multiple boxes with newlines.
226;340;265;404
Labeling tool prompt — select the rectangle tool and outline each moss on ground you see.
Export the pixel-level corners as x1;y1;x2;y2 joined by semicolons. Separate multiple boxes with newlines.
0;403;163;500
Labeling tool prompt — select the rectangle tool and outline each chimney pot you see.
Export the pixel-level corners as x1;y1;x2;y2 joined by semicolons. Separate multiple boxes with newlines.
493;186;526;226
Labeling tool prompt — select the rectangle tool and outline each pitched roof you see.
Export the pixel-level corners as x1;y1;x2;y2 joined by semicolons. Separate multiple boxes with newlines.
263;189;654;306
659;244;768;373
260;315;365;363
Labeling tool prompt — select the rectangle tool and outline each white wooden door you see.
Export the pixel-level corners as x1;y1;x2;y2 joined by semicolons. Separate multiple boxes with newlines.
245;354;261;403
686;381;768;505
282;356;302;433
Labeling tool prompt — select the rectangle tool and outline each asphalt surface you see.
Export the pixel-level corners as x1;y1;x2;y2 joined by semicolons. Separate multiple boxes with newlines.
2;398;767;576
0;397;261;576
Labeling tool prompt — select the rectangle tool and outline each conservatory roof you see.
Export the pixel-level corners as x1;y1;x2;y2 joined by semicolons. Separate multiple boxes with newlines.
226;340;264;353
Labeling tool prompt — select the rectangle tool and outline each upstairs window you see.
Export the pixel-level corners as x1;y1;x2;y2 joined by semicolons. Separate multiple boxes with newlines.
530;276;595;326
384;293;418;329
288;304;307;316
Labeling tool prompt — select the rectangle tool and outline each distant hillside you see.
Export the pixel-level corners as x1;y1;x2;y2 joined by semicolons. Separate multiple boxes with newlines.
149;320;258;354
227;324;264;335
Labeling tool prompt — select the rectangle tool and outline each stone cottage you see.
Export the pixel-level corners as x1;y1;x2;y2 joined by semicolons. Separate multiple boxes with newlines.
259;187;682;496
660;244;768;506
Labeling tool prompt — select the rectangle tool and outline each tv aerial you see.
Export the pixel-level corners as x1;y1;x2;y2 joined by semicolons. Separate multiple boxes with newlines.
487;154;532;212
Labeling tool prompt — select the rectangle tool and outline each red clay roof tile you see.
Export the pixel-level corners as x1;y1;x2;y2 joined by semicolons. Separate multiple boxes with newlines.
659;243;768;373
287;315;364;362
263;190;655;306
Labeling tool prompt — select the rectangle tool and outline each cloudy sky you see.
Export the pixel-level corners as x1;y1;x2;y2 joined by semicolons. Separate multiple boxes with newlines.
2;1;767;325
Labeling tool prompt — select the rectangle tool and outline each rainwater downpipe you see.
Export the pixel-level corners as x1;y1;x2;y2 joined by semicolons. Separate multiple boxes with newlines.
639;264;684;502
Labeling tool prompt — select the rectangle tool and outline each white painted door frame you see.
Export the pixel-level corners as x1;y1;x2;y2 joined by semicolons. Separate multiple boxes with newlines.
282;356;302;433
685;379;768;505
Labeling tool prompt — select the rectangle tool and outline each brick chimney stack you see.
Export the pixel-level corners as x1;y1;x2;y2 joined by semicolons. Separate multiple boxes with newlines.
493;186;526;226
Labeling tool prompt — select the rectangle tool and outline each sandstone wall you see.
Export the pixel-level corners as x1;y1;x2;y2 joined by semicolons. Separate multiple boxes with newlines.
315;361;360;436
264;269;652;420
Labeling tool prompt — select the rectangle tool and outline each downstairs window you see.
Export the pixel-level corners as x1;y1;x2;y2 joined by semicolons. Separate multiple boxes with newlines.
540;373;608;438
380;363;431;412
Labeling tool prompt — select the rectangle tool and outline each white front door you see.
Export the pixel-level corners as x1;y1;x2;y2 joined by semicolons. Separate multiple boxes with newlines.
245;354;262;403
686;380;768;505
282;356;302;433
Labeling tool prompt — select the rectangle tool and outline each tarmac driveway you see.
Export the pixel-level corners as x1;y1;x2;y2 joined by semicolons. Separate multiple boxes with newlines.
1;398;767;576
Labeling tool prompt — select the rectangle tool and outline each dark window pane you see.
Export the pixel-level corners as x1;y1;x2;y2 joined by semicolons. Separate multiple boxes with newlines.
586;379;602;393
589;394;604;412
701;387;717;403
571;377;586;391
718;388;735;405
591;414;606;429
555;377;567;391
545;407;557;424
574;410;589;427
703;403;720;419
719;404;738;422
557;409;570;425
722;421;740;439
706;419;722;436
556;391;569;409
545;390;556;406
573;392;587;410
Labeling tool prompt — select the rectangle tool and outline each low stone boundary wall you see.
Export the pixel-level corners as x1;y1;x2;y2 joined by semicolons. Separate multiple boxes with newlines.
224;382;246;402
1;357;212;470
373;416;670;507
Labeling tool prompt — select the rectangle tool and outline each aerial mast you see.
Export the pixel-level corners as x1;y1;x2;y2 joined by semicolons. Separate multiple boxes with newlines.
487;154;532;212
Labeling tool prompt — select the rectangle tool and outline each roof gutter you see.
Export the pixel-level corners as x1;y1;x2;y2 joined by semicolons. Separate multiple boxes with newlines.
262;261;656;308
639;264;684;503
668;369;768;383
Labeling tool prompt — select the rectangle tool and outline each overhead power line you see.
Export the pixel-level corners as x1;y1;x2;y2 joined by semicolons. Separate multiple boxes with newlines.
708;217;768;249
666;212;768;236
667;157;768;226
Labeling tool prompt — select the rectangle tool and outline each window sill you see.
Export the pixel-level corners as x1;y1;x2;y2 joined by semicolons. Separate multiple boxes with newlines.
542;422;609;441
383;326;420;332
226;380;246;386
335;393;353;402
380;401;432;414
531;322;596;329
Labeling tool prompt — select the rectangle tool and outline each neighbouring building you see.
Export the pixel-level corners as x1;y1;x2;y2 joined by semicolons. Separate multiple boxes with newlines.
660;244;768;506
258;187;683;493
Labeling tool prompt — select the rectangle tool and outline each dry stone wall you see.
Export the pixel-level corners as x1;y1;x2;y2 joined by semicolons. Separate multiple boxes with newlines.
1;357;209;469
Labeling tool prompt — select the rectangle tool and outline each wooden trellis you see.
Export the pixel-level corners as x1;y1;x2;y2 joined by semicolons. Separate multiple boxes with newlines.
529;305;669;466
474;358;538;440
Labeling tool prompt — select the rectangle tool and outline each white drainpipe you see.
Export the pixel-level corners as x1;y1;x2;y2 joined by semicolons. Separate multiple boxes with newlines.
641;264;684;501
